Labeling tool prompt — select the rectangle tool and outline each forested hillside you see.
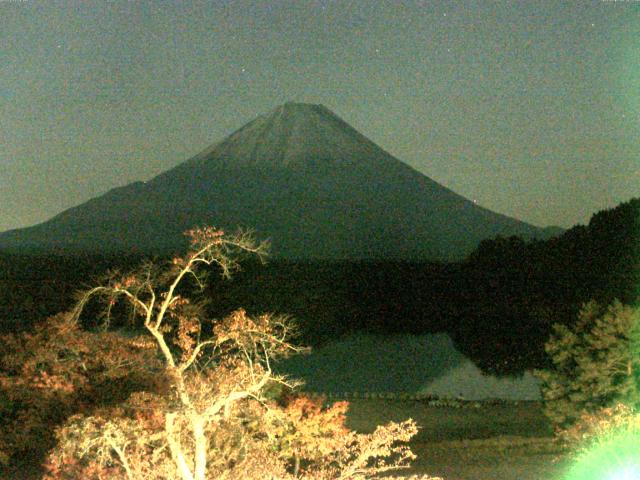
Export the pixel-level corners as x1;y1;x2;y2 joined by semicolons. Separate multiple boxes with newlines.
1;198;637;375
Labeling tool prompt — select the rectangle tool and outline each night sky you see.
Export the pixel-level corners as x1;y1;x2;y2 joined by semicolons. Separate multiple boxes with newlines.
1;0;638;233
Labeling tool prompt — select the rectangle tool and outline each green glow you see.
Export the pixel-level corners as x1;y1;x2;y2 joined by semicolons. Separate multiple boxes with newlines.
564;427;640;480
606;467;640;480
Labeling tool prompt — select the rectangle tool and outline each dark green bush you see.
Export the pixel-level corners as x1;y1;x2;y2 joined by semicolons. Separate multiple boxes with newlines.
535;300;640;430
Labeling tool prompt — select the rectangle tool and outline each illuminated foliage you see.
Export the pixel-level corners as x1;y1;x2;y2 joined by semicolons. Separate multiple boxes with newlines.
536;298;640;480
17;227;440;480
535;300;640;430
0;312;161;467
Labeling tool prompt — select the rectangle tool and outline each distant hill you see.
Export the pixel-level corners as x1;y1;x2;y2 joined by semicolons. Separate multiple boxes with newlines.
0;102;561;260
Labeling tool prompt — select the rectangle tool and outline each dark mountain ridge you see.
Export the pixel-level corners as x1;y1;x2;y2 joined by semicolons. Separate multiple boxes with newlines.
0;102;560;260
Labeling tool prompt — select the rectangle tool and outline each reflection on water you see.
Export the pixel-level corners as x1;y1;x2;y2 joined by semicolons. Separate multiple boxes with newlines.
275;332;541;400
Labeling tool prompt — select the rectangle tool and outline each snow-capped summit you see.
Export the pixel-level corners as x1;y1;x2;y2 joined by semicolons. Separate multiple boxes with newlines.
183;102;397;170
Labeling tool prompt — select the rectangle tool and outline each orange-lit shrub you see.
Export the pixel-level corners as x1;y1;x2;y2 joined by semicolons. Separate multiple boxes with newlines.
558;403;640;450
0;312;160;467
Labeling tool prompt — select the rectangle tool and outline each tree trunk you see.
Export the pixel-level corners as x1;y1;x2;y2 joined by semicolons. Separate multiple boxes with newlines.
166;412;195;480
191;415;208;480
293;454;300;477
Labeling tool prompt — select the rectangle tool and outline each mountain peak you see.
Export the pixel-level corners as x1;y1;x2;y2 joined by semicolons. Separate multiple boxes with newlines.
277;101;324;111
187;102;383;170
0;103;557;259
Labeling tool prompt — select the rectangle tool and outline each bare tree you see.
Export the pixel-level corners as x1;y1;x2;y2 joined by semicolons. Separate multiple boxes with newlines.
57;227;303;479
41;227;439;480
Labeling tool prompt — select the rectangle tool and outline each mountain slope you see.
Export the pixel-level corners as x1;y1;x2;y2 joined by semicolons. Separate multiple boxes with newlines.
0;102;560;260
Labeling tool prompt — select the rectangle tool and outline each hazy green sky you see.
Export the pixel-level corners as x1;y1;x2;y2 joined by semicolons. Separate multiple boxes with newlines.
1;0;638;232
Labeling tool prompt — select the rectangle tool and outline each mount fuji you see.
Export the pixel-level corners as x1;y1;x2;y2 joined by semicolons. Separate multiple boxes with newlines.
0;103;560;260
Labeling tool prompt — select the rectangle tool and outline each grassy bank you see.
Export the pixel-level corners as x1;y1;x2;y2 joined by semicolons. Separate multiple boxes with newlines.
344;399;571;480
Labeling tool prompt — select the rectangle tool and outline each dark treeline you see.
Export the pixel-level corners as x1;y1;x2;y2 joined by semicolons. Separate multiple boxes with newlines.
1;198;638;376
457;197;640;374
0;252;147;332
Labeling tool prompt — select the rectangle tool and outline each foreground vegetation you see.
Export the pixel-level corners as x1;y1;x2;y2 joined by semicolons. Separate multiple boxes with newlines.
0;197;638;478
1;227;439;479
